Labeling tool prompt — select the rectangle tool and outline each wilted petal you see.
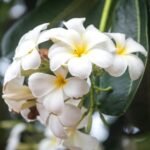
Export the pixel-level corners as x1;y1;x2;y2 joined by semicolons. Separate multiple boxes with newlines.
59;104;81;127
43;89;64;114
126;55;145;80
4;99;25;113
125;38;147;56
64;77;90;98
3;85;34;101
68;56;92;79
105;56;128;77
63;18;85;33
28;73;55;97
88;49;113;68
49;115;67;139
21;49;41;70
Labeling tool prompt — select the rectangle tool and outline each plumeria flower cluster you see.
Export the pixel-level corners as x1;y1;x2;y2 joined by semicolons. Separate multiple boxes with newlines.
2;18;147;150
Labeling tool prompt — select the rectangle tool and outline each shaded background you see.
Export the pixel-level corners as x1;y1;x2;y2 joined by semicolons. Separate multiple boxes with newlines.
0;0;150;150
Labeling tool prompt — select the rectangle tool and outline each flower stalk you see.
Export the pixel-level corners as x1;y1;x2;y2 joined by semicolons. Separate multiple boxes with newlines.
99;0;113;32
86;75;95;133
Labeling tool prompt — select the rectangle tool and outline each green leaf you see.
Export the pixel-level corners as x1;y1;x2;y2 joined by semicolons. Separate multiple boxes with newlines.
98;0;149;116
1;0;102;56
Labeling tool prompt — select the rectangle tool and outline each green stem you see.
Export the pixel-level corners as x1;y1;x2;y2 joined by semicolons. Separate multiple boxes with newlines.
99;0;113;32
94;86;112;92
86;75;95;133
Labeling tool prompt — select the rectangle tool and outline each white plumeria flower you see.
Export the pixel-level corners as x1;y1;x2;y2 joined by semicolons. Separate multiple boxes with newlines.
39;18;114;79
105;33;147;80
37;103;82;139
4;23;49;85
64;129;101;150
29;67;90;114
3;78;35;113
14;23;49;70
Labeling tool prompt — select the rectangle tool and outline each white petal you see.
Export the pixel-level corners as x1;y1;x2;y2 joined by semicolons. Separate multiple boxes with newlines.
3;84;34;101
3;61;21;86
66;98;81;106
15;40;35;58
19;23;49;44
28;73;55;97
49;47;73;71
88;49;113;68
125;38;147;56
84;25;112;50
54;67;68;78
59;104;81;127
21;109;34;122
105;55;128;77
64;77;90;98
126;55;145;80
48;115;67;139
39;28;80;49
37;103;50;125
4;99;25;113
108;33;126;48
68;57;92;79
21;49;41;70
49;43;72;57
64;131;100;150
63;18;86;33
43;89;64;114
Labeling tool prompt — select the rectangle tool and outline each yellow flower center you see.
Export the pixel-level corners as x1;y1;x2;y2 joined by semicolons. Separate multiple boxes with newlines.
116;44;126;55
73;44;88;57
55;75;67;88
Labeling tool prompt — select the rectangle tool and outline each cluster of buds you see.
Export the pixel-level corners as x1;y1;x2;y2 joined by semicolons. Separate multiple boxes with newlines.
2;18;147;149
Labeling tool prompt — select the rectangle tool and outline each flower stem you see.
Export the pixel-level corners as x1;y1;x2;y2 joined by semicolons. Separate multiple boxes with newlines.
99;0;113;32
94;86;112;92
86;75;95;133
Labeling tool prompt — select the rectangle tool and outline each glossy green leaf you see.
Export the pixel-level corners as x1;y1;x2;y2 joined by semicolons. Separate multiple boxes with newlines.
1;0;102;56
98;0;149;116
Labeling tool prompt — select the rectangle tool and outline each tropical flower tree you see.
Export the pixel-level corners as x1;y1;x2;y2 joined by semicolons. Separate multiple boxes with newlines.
1;0;149;149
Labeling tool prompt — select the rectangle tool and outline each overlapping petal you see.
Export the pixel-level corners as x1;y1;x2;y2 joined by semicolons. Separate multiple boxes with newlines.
88;49;113;68
125;38;147;56
48;115;67;139
126;55;145;80
105;56;128;77
63;18;85;33
43;89;64;114
64;130;101;150
64;77;90;98
28;73;56;97
68;56;92;79
59;104;81;127
21;49;41;70
3;61;21;86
